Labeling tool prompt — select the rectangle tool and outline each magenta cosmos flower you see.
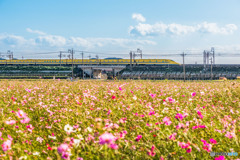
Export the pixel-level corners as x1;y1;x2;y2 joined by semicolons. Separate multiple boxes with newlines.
175;113;183;121
197;111;203;119
135;135;142;142
215;156;225;160
149;93;156;98
191;92;196;96
209;138;217;144
99;133;116;145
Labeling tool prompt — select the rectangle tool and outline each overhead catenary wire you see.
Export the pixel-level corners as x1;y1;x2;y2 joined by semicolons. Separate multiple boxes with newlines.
2;49;240;60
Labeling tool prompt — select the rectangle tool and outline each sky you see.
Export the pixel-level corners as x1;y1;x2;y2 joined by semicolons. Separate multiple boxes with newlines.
0;0;240;64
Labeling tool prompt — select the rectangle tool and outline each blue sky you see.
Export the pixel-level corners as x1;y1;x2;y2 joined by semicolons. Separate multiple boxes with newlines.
0;0;240;63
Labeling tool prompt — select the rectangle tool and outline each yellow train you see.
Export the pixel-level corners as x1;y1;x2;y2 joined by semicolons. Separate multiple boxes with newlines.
0;59;179;65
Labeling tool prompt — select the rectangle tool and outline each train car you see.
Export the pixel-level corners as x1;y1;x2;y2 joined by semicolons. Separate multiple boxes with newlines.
0;59;180;65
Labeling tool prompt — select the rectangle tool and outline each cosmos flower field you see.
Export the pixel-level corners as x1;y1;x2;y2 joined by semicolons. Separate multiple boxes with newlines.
0;80;239;160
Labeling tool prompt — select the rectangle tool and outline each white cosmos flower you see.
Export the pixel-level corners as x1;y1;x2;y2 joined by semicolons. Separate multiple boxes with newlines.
64;124;74;133
133;95;137;100
73;139;81;147
48;135;56;140
16;130;23;133
32;151;40;156
77;134;84;140
86;127;93;132
19;156;27;160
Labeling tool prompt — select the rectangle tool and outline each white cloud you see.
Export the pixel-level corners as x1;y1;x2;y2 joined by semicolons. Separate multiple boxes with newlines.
69;37;94;49
132;13;146;22
35;35;67;47
197;22;238;35
129;21;238;36
0;35;27;47
26;28;46;35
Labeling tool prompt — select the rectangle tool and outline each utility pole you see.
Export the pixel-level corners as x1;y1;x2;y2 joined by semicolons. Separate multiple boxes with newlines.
68;48;74;80
130;51;133;71
210;57;213;80
181;52;186;82
59;51;62;66
211;47;215;65
81;52;84;80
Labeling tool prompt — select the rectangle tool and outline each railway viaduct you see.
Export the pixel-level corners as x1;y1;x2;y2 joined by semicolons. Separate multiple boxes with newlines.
77;65;126;79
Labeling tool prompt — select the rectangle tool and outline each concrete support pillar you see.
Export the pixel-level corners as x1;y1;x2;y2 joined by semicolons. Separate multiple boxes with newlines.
113;68;116;77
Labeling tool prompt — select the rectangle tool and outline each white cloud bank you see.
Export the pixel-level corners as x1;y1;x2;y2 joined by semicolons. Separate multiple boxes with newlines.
0;28;156;52
130;14;238;36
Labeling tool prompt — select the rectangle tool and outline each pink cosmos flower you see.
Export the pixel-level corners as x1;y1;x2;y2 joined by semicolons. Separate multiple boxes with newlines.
7;135;13;141
225;132;234;139
119;87;122;91
148;151;156;157
198;125;206;128
36;137;44;143
215;156;225;160
107;110;111;115
20;117;31;124
61;152;71;159
148;111;155;116
5;120;16;125
163;117;172;125
201;139;212;152
99;133;116;145
26;88;31;93
175;113;183;121
197;111;203;119
176;123;184;130
192;126;199;129
201;139;207;144
147;145;156;157
183;113;188;118
135;135;142;142
166;97;175;103
209;138;217;144
16;110;27;119
109;143;118;149
57;144;69;154
169;133;177;140
0;132;2;137
186;147;192;153
149;93;156;98
2;140;12;151
178;142;190;149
